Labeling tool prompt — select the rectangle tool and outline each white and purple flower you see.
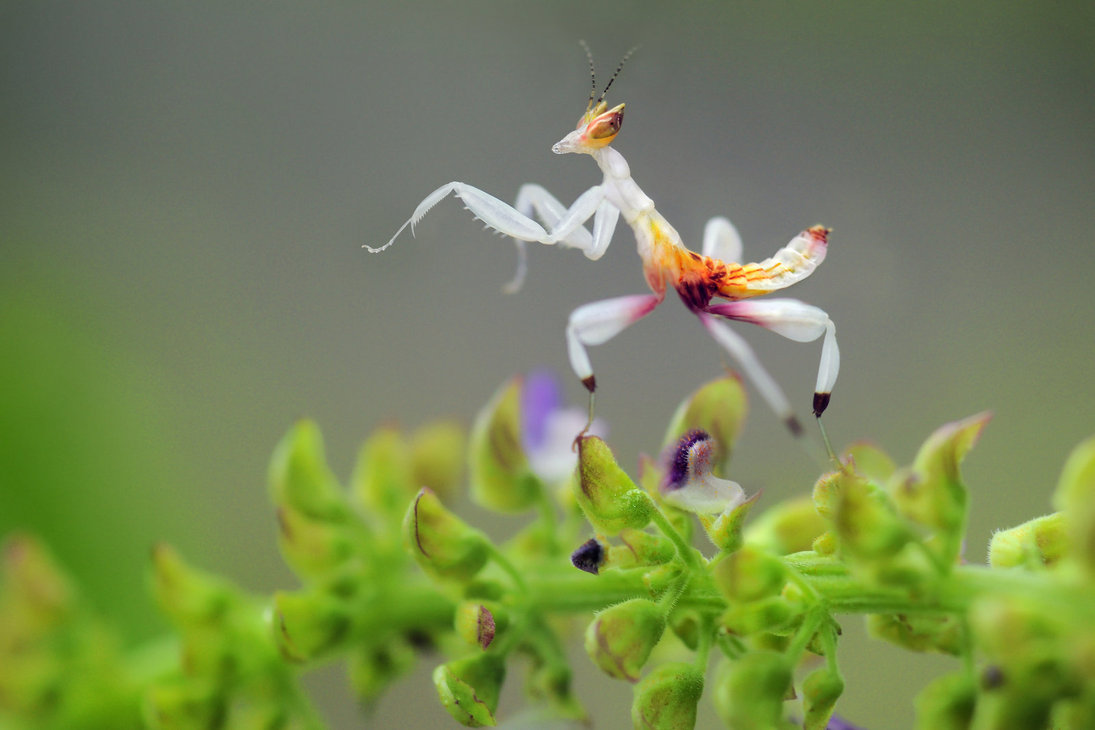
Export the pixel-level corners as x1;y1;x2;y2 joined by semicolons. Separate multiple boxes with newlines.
660;430;749;515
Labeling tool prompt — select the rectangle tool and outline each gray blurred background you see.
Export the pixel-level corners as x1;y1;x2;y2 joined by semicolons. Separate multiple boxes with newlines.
2;1;1093;727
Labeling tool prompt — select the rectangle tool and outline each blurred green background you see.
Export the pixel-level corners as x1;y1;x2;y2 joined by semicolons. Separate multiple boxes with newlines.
2;1;1093;727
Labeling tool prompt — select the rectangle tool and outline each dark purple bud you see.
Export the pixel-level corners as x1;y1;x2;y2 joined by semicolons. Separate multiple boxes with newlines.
570;538;605;575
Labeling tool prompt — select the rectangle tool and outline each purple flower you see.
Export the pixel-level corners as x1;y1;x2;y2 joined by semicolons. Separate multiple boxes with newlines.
520;369;606;485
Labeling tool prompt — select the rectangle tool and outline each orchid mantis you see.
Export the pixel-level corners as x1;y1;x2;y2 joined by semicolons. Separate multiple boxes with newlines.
368;47;839;441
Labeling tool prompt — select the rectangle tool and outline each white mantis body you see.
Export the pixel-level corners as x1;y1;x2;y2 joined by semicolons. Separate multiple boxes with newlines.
368;48;839;439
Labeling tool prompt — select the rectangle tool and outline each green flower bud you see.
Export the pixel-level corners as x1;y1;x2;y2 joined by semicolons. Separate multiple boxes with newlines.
349;639;417;704
643;563;682;596
744;496;827;555
412;420;466;501
887;413;989;560
867;612;964;655
433;653;506;727
268;420;348;521
843;441;897;485
468;376;541;512
713;652;792;729
352;425;416;521
711;545;787;603
1;533;74;626
802;665;845;730
662;376;748;472
404;488;491;583
811;470;843;521
455;601;505;649
149;543;231;626
577;436;654;535
1052;435;1095;572
0;535;132;723
988;512;1068;569
607;529;675;570
274;505;356;579
143;680;220;730
668;609;702;651
828;470;911;562
585;598;667;682
631;661;704;730
914;672;975;730
720;596;797;637
272;589;349;662
700;490;761;552
525;659;586;721
811;530;838;556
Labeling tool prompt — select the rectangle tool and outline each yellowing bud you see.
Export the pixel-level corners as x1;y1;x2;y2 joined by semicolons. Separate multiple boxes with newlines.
411;420;466;501
887;413;990;561
830;470;910;562
914;673;976;730
404;488;490;583
631;662;704;730
802;666;845;730
700;491;762;552
712;652;792;729
744;496;828;555
274;505;356;579
268;420;347;520
149;543;231;626
711;545;787;603
577;436;653;535
1052;435;1095;573
585;598;666;682
433;653;506;727
468;377;541;512
989;513;1069;569
272;589;349;662
352;425;415;520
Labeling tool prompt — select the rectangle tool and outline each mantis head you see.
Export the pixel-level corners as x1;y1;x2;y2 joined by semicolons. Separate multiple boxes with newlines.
552;43;634;156
552;101;625;155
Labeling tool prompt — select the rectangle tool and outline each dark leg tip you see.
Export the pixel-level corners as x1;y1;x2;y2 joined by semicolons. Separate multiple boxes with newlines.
581;375;597;393
812;392;831;417
786;416;805;438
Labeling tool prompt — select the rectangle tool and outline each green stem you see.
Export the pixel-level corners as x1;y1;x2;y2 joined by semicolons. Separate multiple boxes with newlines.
488;543;529;592
648;502;704;572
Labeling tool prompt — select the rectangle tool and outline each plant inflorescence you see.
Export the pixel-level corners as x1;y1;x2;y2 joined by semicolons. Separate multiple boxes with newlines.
2;373;1094;729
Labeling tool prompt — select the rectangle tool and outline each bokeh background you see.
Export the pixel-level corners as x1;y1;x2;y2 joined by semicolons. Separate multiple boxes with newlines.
2;1;1093;727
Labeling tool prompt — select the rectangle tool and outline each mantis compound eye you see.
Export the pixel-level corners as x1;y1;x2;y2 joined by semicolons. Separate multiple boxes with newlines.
588;105;624;140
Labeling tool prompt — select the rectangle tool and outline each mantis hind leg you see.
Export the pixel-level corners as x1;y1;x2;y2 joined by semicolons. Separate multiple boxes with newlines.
565;293;663;424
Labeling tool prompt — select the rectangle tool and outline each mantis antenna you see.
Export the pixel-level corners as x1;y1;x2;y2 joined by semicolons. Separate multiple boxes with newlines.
597;45;639;105
579;40;597;112
578;41;640;110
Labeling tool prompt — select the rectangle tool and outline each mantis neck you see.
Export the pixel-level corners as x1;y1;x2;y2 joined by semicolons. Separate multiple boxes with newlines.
591;147;656;225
